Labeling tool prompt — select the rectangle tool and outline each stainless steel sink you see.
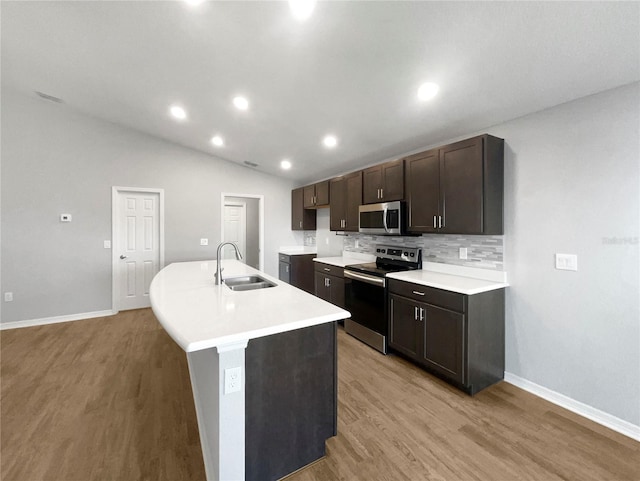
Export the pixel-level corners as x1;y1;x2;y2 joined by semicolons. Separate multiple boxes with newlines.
224;275;276;291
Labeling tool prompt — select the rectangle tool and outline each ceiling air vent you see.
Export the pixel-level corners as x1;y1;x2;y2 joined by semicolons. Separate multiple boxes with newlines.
244;161;259;168
35;91;64;103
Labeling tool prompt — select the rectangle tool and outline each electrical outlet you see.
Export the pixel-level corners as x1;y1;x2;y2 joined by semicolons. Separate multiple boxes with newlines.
200;238;209;246
459;247;468;260
104;240;111;249
4;292;13;302
224;367;242;394
555;253;578;271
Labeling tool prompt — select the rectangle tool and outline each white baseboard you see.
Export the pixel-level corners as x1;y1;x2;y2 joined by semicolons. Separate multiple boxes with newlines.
0;310;117;330
504;372;640;442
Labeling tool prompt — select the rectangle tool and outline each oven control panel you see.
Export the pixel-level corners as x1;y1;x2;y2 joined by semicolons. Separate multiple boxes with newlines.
375;245;421;262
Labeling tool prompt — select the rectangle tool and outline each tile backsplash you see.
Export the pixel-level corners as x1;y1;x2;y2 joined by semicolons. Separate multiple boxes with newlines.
342;233;504;270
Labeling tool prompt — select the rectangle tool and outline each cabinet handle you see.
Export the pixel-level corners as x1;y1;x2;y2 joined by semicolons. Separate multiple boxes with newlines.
412;290;425;296
299;220;302;228
433;215;437;229
324;268;331;272
381;188;384;198
414;306;419;320
286;265;289;273
419;307;425;321
327;278;331;287
438;216;442;229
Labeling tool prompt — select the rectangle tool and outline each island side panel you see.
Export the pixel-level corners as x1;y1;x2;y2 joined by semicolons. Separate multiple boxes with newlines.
245;322;337;481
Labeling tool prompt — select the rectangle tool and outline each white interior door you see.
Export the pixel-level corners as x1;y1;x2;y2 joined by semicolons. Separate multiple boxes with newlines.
223;202;246;261
116;191;161;310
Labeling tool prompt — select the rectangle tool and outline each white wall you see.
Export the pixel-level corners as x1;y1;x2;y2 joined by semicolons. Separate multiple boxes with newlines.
1;89;301;323
493;83;639;426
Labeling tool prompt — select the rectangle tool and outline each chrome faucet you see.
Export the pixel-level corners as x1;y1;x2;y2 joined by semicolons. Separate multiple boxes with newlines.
215;242;243;285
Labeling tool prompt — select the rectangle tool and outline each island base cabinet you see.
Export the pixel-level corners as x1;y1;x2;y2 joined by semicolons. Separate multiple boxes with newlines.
245;322;337;481
388;279;505;395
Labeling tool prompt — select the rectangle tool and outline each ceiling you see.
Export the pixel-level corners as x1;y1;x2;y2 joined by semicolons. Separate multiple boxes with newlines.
2;1;639;184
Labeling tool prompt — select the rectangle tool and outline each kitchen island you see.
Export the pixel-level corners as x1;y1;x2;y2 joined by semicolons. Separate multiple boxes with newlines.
150;260;350;481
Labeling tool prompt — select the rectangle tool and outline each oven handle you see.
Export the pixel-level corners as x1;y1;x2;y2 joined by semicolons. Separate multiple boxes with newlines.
383;204;389;233
344;269;386;287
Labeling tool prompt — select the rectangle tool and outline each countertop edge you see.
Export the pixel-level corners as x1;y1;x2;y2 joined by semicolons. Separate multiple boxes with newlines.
386;271;509;295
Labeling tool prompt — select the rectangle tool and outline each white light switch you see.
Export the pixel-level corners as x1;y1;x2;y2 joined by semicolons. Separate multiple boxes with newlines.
4;292;13;302
224;367;242;394
555;253;578;271
200;238;209;246
60;214;72;222
459;247;468;260
104;240;111;249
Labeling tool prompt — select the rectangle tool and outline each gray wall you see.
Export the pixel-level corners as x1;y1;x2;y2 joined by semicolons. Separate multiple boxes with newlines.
1;89;301;323
225;196;260;269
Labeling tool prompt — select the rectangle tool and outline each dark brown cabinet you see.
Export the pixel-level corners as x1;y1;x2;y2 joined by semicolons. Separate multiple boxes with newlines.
279;253;315;294
388;278;505;395
291;187;316;231
314;262;345;308
329;171;362;231
405;134;504;235
303;181;330;208
362;158;404;204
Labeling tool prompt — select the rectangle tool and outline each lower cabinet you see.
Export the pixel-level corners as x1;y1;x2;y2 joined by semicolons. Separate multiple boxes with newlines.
388;279;504;395
278;253;315;294
314;262;345;309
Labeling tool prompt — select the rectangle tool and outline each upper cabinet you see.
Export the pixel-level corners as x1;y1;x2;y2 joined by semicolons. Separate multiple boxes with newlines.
303;181;330;208
329;171;362;231
362;159;404;204
405;134;504;235
291;187;316;230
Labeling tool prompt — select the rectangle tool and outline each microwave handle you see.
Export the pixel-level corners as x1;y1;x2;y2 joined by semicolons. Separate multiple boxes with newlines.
383;204;389;232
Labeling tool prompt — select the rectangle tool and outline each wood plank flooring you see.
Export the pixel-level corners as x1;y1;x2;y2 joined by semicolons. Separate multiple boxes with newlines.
2;309;638;480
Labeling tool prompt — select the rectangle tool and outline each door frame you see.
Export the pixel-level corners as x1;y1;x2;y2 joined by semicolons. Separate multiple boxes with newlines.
112;186;165;313
220;193;264;271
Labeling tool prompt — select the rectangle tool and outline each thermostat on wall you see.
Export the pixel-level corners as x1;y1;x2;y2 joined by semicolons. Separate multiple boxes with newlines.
60;214;72;222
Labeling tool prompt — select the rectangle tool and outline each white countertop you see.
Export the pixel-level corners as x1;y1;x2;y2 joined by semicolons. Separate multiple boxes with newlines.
386;269;508;295
313;256;367;267
150;260;350;352
279;246;318;256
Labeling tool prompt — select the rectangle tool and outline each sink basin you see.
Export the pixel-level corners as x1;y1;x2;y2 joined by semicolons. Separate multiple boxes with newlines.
224;275;277;291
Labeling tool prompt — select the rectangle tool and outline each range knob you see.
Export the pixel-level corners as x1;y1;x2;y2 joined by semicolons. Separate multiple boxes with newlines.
381;249;386;253
403;251;409;256
376;248;381;252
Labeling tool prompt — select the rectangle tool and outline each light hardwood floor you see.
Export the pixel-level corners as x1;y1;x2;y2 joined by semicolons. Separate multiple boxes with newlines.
1;309;638;480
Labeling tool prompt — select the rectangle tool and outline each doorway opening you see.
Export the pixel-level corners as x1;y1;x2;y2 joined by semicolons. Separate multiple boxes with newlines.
221;193;264;271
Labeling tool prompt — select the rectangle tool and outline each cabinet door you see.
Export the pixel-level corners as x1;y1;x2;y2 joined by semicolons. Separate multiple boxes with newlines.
422;304;464;384
362;165;383;204
388;294;421;361
329;177;346;231
279;261;291;283
440;137;484;234
344;171;362;231
314;272;331;301
328;276;345;309
303;185;316;208
381;159;404;201
315;181;330;206
292;188;316;231
405;149;440;233
291;255;315;294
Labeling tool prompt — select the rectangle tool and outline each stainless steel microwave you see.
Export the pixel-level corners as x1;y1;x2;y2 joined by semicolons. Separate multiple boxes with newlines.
358;201;405;235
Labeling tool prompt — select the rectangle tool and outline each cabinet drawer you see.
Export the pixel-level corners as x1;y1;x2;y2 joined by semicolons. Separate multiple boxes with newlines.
388;279;465;312
314;262;344;278
279;254;291;263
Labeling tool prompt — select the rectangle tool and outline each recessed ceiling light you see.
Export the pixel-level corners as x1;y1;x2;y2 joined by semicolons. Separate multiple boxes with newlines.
211;135;224;147
280;159;292;170
169;105;187;120
233;96;249;111
184;0;205;6
289;0;317;21
323;135;338;148
417;82;439;101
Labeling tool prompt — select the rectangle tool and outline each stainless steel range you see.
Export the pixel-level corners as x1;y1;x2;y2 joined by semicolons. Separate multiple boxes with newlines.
344;245;422;353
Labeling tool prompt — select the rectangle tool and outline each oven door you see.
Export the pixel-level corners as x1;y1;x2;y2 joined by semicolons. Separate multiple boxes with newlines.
344;270;388;353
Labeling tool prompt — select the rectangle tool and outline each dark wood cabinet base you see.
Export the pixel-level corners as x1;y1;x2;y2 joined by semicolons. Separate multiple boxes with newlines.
245;322;337;481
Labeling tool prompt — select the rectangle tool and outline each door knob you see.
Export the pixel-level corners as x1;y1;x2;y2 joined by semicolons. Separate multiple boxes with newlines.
120;255;128;259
